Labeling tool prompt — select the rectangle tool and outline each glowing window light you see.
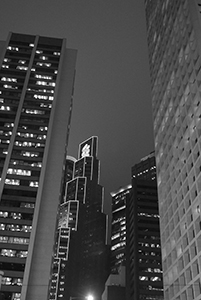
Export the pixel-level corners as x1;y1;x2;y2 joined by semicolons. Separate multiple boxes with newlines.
7;168;31;176
29;181;39;187
0;106;10;111
17;66;28;71
7;46;19;51
2;65;9;69
5;179;20;185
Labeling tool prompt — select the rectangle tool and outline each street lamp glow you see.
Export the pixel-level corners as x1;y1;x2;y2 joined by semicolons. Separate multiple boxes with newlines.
86;294;94;300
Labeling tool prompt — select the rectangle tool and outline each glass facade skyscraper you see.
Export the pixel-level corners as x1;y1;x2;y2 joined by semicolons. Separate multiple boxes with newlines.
145;0;201;299
0;32;77;300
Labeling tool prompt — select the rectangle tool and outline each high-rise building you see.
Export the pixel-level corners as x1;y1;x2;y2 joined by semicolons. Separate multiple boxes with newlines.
102;266;126;300
110;185;132;274
145;0;201;299
0;32;77;300
49;136;109;300
126;153;163;300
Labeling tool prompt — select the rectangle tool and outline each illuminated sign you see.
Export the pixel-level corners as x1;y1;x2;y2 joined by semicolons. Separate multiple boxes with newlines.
81;143;91;158
78;136;98;159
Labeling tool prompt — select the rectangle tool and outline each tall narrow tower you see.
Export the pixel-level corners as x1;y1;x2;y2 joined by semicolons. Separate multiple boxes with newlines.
50;137;109;300
0;32;77;300
126;153;163;300
145;0;201;299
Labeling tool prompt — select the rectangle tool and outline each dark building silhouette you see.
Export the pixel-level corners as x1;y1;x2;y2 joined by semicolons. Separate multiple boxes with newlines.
110;185;132;274
126;153;164;300
0;32;77;300
49;137;109;300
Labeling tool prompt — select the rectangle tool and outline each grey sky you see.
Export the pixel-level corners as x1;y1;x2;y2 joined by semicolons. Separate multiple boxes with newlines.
0;0;154;212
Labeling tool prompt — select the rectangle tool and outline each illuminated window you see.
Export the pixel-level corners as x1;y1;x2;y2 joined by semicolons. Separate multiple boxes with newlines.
2;65;9;69
5;179;20;185
139;276;148;281
53;52;60;56
11;212;21;220
18;60;26;64
7;46;19;51
29;181;39;187
13;293;21;300
7;168;31;176
0;224;5;230
33;94;49;100
24;109;45;115
17;66;28;71
22;151;39;157
21;225;32;232
0;105;10;111
20;203;34;209
17;251;28;258
0;211;8;218
29;43;34;47
2;277;12;285
40;55;48;60
1;77;17;82
4;123;14;128
1;249;16;257
3;84;17;89
35;74;52;80
36;62;51;67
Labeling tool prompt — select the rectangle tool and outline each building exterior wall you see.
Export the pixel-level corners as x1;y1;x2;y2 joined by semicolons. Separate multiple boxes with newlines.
0;32;77;300
110;185;132;274
126;154;163;300
145;0;201;299
49;137;109;300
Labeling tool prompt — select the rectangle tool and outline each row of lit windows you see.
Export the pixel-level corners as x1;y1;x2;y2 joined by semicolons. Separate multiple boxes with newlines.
138;241;161;248
23;108;46;115
0;105;11;111
35;74;52;80
36;80;55;87
1;77;17;82
0;236;29;244
10;159;42;168
5;178;39;187
2;276;22;286
7;168;31;176
17;131;47;139
141;267;162;273
0;211;23;219
27;87;54;94
33;94;54;101
0;223;32;232
14;141;45;148
111;241;126;251
138;212;159;218
139;275;162;281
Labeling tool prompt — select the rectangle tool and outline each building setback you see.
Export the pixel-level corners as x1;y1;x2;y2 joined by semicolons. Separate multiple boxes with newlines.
0;32;77;300
145;0;201;299
126;153;163;300
49;136;109;300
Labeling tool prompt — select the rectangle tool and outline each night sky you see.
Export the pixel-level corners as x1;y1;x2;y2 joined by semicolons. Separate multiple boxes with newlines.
0;0;154;213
